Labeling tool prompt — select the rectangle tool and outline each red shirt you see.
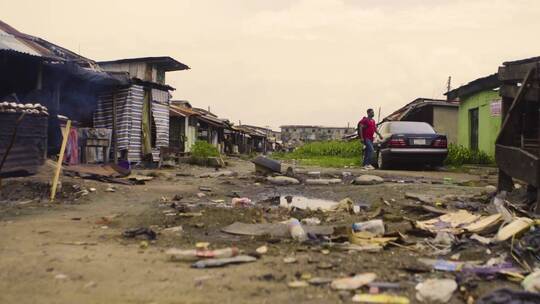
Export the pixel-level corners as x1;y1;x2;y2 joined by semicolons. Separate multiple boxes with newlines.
359;117;376;141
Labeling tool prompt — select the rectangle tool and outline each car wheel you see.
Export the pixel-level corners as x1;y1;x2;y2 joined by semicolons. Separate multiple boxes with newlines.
377;150;390;170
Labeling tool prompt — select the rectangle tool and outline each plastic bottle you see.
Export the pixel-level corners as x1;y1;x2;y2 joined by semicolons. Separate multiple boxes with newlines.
288;218;308;242
351;219;385;236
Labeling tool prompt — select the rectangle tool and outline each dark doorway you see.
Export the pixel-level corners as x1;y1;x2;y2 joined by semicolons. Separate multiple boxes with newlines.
469;108;479;151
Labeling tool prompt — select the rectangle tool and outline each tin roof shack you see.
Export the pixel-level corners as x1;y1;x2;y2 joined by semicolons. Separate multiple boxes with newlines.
237;125;270;153
445;74;501;157
96;57;189;163
0;102;48;177
382;98;459;144
190;107;231;154
169;101;199;154
496;57;540;210
0;20;123;156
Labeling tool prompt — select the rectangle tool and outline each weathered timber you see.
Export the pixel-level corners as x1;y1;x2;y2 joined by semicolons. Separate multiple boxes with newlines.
495;144;538;187
499;84;539;102
499;63;539;82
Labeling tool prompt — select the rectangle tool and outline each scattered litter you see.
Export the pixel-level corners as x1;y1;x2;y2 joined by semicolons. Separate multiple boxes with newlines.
139;240;149;249
305;178;341;185
352;219;385;236
199;186;212;192
308;277;333;285
464;213;502;234
252;156;281;174
470;233;491;245
196;192;206;198
122;227;157;240
349;231;397;248
256;245;268;255
288;280;309;288
288;218;308;242
283;257;297;264
352;294;410;304
432;232;455;246
415;210;481;235
493;217;534;242
54;273;68;280
105;185;116;192
191;255;256;268
221;222;333;237
476;288;540;304
354;175;384;185
521;270;540;293
331;273;377;290
231;197;253;207
301;217;321;225
415;278;456;303
266;176;300;185
167;247;239;262
89;187;96;192
161;226;183;236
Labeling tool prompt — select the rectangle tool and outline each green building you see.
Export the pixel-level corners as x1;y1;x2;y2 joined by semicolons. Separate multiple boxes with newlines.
445;74;501;157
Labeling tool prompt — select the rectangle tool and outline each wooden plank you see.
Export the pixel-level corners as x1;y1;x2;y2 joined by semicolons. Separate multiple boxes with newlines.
495;144;538;187
50;120;71;202
499;62;539;82
499;84;539;102
496;68;535;145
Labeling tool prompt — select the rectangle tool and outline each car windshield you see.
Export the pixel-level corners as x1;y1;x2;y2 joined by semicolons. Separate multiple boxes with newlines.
388;122;435;134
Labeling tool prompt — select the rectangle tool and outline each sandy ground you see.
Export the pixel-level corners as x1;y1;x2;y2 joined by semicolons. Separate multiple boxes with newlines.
0;158;521;304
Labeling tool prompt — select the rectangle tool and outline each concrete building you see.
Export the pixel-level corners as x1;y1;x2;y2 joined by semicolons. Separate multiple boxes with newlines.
382;98;459;144
280;125;354;145
445;74;501;157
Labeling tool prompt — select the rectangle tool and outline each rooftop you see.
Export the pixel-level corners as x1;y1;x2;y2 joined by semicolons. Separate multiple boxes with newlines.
445;73;499;101
98;56;189;72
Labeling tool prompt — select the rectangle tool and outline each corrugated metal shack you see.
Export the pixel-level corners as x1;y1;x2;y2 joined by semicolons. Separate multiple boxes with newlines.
496;57;540;211
0;102;48;176
0;19;124;171
96;57;189;163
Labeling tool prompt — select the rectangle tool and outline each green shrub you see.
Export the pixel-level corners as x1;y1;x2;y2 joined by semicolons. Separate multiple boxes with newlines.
289;140;363;158
191;141;220;159
444;144;494;166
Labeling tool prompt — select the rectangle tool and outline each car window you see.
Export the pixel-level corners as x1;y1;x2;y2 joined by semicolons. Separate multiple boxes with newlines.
388;122;435;134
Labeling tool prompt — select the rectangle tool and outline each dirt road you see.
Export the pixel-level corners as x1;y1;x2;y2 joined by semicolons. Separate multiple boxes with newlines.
0;159;516;303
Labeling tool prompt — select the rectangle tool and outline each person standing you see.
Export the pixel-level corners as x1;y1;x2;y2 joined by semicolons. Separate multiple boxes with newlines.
358;108;382;169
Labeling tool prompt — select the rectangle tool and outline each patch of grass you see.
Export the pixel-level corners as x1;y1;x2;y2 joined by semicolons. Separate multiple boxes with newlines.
444;144;495;166
274;141;362;167
191;141;220;158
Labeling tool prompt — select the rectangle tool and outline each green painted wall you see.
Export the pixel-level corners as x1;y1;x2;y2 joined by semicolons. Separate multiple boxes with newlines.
457;90;501;157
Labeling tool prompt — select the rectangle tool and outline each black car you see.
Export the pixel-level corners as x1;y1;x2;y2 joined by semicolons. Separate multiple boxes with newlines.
372;121;448;169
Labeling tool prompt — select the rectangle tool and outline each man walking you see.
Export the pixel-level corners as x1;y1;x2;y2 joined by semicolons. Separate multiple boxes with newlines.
358;108;382;169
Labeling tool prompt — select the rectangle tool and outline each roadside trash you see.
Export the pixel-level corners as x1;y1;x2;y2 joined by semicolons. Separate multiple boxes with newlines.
139;240;149;249
166;247;239;261
305;178;341;185
349;230;397;247
352;294;410;304
196;192;206;198
330;198;363;214
283;256;297;264
522;270;540;292
353;175;384;185
493;192;513;223
301;217;321;225
231;197;253;207
470;233;491;245
199;186;212;192
308;277;333;285
199;170;236;178
122;227;156;240
54;273;68;280
105;185;116;192
416;210;482;235
418;258;469;272
288;218;308;242
432;231;456;246
331;273;377;290
221;222;333;237
493;217;534;242
191;255;256;268
89;187;96;192
252;155;281;174
195;242;210;249
476;288;540;304
352;219;385;236
288;280;309;288
256;245;268;255
403;203;449;215
342;243;383;252
484;185;497;194
161;226;183;236
266;176;300;185
514;229;540;264
415;278;456;303
465;214;502;234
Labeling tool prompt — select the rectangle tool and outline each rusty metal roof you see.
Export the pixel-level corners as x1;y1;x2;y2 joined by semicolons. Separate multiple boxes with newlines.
382;98;457;122
98;56;190;71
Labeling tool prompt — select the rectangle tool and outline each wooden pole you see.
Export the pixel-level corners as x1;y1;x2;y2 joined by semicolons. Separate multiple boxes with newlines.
50;120;71;202
112;92;118;164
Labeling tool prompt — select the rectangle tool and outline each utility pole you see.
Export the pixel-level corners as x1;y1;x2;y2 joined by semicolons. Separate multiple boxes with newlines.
447;76;452;94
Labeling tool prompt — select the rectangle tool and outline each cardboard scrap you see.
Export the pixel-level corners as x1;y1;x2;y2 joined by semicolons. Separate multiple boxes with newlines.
416;210;480;234
493;217;534;242
349;230;397;247
464;214;503;234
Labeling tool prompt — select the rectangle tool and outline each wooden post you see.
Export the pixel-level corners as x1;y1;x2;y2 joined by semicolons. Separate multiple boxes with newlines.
50;120;71;202
112;92;118;164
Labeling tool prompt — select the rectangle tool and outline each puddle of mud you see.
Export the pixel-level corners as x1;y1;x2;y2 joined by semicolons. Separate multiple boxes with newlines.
260;195;339;211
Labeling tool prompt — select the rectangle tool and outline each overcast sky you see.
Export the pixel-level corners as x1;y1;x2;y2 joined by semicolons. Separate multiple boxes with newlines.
2;0;540;130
